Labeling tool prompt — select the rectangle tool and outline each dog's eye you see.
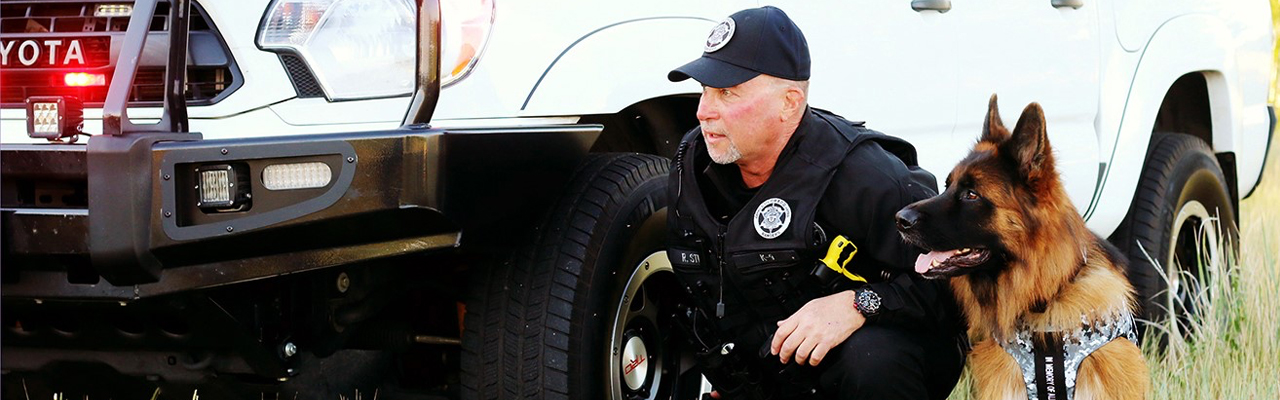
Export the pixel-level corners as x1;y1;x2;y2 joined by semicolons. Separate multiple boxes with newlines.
963;189;980;201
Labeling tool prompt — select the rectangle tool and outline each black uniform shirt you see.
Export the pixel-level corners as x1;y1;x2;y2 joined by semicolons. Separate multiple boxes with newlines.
818;138;959;331
688;108;961;333
700;162;751;223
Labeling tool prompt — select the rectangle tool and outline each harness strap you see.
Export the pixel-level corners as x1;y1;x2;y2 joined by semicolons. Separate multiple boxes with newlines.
1032;334;1067;400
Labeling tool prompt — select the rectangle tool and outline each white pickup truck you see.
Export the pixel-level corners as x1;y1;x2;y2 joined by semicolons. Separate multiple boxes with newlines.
0;0;1272;399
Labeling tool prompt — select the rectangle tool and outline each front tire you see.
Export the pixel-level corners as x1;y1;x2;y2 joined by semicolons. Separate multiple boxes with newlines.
461;153;681;400
1110;133;1238;338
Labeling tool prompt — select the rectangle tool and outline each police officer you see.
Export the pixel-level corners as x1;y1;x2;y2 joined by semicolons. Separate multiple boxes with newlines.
665;6;966;400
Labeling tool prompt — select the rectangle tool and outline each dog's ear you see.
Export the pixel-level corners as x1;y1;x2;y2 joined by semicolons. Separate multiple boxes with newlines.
1005;102;1054;184
980;94;1010;143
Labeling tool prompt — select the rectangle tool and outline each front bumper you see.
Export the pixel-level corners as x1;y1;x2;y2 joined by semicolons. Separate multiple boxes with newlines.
1;123;600;301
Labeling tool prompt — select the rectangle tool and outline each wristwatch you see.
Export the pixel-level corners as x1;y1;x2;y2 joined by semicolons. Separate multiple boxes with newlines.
853;287;882;317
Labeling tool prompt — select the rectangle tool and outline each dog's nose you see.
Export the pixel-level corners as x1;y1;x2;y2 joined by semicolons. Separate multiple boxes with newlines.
896;208;921;231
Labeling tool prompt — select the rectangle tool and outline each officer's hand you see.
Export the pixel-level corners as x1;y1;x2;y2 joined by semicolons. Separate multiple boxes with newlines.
770;290;865;366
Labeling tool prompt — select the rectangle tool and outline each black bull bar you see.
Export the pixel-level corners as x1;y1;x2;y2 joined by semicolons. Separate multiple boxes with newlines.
1;0;600;300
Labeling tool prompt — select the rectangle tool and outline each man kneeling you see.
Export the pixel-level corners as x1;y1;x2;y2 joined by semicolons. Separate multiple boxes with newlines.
665;6;966;400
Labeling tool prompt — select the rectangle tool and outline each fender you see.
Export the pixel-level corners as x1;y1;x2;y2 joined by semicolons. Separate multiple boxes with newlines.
519;17;714;116
1085;14;1241;236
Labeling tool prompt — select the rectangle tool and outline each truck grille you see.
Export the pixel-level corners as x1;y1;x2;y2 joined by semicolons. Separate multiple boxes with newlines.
280;54;325;98
0;1;239;107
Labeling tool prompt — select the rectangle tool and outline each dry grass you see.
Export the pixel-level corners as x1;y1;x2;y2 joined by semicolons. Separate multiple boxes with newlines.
1142;203;1280;398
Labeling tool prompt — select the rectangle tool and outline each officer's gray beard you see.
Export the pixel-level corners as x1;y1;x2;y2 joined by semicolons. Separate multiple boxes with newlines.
709;139;742;165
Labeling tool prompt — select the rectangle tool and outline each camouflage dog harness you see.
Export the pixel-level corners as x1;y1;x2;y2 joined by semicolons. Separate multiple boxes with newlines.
999;312;1138;400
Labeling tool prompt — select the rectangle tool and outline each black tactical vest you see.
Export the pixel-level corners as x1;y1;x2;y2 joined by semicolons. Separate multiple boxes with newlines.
667;108;918;341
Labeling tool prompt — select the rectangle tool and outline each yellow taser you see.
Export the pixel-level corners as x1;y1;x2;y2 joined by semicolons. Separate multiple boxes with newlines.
819;235;866;283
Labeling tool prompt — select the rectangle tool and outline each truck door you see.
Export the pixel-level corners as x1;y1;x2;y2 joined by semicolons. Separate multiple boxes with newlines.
949;0;1103;210
773;1;959;186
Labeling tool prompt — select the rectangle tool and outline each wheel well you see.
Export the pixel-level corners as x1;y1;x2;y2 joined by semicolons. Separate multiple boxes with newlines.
580;95;699;158
1151;72;1239;222
1153;73;1213;146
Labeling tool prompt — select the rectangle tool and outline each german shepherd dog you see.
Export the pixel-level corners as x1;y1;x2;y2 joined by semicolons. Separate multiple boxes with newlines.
895;96;1149;400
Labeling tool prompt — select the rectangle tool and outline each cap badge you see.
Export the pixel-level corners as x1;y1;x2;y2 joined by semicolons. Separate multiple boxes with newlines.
755;198;791;239
704;18;735;53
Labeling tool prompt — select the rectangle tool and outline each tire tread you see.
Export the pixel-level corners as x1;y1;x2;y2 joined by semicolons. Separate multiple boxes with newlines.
462;153;670;400
1109;133;1233;324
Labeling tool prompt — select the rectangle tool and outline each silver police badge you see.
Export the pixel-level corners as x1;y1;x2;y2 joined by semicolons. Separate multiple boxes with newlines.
754;198;791;239
704;17;735;53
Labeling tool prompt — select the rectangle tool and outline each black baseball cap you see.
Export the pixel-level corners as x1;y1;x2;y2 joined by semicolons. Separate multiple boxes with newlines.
668;6;810;88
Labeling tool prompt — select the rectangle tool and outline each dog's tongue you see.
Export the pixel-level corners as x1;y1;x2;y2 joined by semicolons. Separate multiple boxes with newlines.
915;250;960;274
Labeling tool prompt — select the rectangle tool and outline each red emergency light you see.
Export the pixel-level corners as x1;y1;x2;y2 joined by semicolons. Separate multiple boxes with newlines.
64;72;106;87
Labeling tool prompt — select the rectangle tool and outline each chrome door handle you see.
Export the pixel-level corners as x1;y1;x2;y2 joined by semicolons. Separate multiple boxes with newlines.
911;0;951;13
1052;0;1084;9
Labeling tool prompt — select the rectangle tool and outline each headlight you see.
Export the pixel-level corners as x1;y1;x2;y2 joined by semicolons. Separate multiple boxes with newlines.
257;0;495;100
258;0;416;100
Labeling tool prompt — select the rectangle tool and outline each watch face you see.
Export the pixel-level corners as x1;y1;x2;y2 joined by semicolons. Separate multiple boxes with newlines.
858;289;882;315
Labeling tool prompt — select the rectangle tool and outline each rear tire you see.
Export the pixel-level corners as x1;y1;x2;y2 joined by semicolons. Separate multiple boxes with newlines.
460;153;679;400
1110;133;1238;340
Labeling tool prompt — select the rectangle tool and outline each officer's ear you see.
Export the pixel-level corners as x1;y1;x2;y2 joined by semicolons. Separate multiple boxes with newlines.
780;82;806;121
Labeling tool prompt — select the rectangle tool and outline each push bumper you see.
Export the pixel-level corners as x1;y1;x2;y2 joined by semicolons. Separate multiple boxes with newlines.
1;124;599;301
